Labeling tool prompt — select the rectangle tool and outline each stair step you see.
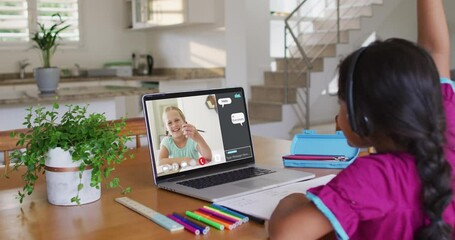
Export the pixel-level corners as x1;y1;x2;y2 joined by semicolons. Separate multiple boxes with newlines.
251;86;298;103
275;57;324;72
300;30;349;45
337;0;382;6
323;6;373;19
303;44;337;58
248;101;283;122
313;18;361;31
250;0;384;129
264;71;308;87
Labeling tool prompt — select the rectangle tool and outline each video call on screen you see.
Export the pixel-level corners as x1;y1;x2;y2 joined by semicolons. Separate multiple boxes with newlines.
215;91;253;161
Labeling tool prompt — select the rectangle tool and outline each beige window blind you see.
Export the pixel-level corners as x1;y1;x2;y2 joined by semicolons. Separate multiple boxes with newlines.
37;0;79;42
0;0;79;43
0;0;29;42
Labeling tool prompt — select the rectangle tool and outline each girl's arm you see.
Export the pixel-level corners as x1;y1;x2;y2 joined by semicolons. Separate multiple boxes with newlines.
182;123;212;160
158;146;192;165
268;193;333;240
417;0;450;78
195;136;212;161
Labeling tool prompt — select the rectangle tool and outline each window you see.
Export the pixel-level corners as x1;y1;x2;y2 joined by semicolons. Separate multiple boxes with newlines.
0;0;79;44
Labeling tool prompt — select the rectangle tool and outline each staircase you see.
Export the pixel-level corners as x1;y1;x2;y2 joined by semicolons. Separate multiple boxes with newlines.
249;58;324;124
249;0;390;138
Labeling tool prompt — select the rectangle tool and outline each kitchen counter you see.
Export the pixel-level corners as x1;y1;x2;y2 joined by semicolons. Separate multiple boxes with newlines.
0;76;169;86
0;85;158;105
0;85;158;131
0;67;225;86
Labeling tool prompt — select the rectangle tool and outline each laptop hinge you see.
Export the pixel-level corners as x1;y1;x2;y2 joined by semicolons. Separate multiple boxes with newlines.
158;163;256;183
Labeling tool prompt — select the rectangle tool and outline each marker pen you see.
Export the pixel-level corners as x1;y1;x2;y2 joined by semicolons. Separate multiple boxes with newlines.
203;205;243;222
185;211;224;230
198;207;240;226
172;213;209;235
167;214;200;235
194;210;235;230
211;204;249;223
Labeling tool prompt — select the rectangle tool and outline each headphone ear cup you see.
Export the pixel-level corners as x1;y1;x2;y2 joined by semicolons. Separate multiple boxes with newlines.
357;115;373;137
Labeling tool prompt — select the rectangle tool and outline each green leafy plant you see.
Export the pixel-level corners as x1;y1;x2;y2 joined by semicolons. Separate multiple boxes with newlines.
7;103;133;205
31;13;70;68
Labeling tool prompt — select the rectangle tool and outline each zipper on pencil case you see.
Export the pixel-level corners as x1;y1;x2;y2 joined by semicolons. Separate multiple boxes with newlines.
282;154;349;161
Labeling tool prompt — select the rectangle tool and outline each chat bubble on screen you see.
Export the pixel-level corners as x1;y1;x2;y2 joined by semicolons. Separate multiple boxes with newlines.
218;98;232;108
231;112;245;126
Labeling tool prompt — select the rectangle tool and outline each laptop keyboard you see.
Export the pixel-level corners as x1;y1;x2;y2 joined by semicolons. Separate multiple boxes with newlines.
177;167;275;189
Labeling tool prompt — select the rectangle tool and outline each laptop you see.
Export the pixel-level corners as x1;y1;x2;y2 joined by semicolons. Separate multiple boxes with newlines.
142;87;315;202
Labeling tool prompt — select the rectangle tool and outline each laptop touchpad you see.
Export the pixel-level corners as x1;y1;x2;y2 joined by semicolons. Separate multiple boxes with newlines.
234;178;277;189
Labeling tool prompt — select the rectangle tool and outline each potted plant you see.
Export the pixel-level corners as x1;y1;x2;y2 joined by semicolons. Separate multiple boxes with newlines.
8;103;132;205
31;13;70;94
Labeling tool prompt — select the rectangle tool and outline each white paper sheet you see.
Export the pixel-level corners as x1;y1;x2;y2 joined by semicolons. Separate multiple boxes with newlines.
214;174;336;220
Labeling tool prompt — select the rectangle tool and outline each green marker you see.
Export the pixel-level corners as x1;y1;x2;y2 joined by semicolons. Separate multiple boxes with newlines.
185;211;224;230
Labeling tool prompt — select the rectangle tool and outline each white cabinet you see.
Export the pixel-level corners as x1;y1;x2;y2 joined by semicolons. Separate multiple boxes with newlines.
130;0;214;29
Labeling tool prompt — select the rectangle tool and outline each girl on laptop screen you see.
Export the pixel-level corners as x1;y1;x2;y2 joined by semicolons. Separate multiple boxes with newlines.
159;106;212;171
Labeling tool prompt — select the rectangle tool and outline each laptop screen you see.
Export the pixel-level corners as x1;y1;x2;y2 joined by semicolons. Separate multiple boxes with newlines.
142;87;255;182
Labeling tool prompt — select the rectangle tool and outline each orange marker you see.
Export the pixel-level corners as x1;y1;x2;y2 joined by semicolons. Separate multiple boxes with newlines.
194;210;235;230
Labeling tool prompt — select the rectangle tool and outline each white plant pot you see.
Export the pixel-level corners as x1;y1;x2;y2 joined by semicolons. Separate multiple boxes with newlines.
45;147;100;206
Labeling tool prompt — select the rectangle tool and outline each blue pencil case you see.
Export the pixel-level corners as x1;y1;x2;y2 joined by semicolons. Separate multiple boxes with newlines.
283;130;360;169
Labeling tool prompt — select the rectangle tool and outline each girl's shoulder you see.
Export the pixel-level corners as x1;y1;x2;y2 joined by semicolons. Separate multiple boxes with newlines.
441;78;455;100
330;152;418;192
440;77;454;88
347;152;415;170
160;136;173;146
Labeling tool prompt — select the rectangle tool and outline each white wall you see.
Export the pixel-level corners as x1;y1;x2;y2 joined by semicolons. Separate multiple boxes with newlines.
224;0;248;94
0;0;147;74
224;0;271;99
144;0;226;68
375;1;416;41
246;0;272;90
376;0;455;70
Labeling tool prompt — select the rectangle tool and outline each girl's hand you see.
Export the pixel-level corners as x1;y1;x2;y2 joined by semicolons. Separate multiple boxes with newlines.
182;123;198;139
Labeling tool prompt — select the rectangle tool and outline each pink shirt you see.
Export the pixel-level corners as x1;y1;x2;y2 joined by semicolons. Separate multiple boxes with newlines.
307;79;455;240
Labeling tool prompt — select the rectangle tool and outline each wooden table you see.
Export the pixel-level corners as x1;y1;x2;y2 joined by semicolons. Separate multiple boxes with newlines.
0;136;339;240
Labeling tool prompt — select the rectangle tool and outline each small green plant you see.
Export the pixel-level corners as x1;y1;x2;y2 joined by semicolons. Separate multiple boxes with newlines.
31;13;70;68
7;103;133;205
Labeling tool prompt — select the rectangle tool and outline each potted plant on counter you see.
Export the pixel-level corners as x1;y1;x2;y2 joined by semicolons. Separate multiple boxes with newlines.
8;103;132;205
31;13;69;94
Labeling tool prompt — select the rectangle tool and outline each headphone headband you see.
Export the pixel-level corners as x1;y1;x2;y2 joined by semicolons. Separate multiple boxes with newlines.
346;47;369;136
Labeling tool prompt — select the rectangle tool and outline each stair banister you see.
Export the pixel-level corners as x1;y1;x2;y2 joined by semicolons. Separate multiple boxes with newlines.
284;0;313;129
337;0;341;43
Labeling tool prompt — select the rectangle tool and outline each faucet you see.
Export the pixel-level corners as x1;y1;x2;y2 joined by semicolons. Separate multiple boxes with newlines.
18;59;29;79
72;63;80;77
